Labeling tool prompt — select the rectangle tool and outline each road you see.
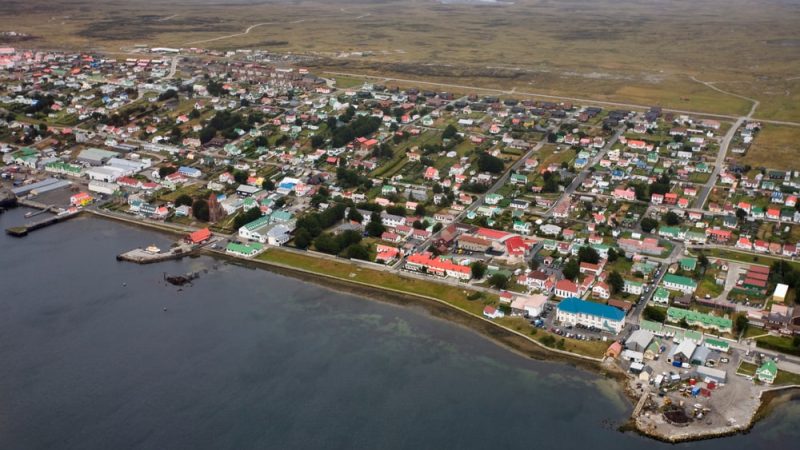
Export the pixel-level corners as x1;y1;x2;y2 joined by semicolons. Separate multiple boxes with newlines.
184;19;306;46
323;71;800;127
392;132;550;271
543;126;624;218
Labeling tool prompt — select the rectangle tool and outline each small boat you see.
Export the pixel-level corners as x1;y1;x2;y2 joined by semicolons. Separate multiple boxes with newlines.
145;244;161;254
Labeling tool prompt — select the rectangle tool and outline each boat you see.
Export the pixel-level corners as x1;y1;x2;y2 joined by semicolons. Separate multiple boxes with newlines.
145;244;161;254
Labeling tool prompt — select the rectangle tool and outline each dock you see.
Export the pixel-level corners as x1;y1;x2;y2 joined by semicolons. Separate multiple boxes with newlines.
5;210;80;237
116;243;196;264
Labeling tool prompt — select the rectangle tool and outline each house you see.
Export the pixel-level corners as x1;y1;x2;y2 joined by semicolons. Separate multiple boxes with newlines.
186;227;211;245
483;305;505;319
606;341;623;359
666;307;732;333
623;279;644;296
652;287;670;305
592;282;611;300
554;279;579;299
662;274;697;294
556;297;626;333
510;294;548;317
225;241;264;258
756;360;778;384
69;192;93;207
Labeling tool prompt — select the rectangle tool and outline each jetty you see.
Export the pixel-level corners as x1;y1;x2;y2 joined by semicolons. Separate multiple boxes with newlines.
5;210;80;237
117;243;195;264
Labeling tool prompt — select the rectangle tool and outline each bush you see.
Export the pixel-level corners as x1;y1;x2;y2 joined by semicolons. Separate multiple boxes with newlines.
643;305;666;322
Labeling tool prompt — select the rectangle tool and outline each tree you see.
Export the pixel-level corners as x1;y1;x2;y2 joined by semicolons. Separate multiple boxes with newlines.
433;222;443;233
664;211;681;226
477;152;504;173
607;271;624;294
607;248;619;262
489;273;509;290
233;170;249;184
192;198;210;221
233;207;263;230
347;207;363;223
344;243;370;260
262;179;275;191
158;166;177;178
640;217;658;233
366;219;385;237
414;203;426;216
470;261;487;280
578;246;600;264
562;259;580;281
412;220;425;230
735;315;749;334
442;124;458;140
310;134;325;148
294;228;312;249
698;254;709;268
314;233;341;254
643;306;666;322
175;194;193;207
736;208;748;221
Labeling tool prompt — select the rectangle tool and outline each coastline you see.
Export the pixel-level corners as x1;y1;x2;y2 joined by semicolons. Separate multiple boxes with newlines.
80;209;799;442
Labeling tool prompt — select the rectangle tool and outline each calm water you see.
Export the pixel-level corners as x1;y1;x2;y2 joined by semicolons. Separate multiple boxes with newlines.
1;208;799;449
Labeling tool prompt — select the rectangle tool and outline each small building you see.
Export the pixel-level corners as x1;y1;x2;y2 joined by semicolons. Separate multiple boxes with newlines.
773;283;789;303
626;329;654;352
186;228;211;245
225;241;264;258
756;360;778;384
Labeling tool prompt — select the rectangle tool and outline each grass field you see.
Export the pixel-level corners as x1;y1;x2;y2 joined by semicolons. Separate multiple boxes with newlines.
738;361;800;385
693;248;800;272
4;0;800;125
739;124;800;171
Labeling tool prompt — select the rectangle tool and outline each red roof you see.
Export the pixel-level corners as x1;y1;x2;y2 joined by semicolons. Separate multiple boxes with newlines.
475;227;511;241
188;228;211;244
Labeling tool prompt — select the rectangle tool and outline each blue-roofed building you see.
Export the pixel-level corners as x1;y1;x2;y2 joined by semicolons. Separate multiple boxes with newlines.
178;166;202;178
556;297;626;333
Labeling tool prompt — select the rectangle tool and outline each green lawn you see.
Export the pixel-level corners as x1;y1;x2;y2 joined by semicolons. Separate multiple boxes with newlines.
695;248;800;272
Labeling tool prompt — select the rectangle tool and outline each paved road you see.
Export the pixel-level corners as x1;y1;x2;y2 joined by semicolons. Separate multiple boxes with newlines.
693;117;743;209
543;126;624;218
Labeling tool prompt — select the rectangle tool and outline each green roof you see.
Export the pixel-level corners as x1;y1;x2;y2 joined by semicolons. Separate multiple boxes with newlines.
663;274;697;288
242;215;270;231
226;242;263;255
704;337;730;351
680;257;698;270
640;320;664;333
653;287;669;300
659;226;681;236
757;360;778;379
666;307;732;330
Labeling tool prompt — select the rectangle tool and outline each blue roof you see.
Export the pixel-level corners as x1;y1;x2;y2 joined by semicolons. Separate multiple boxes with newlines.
557;297;625;322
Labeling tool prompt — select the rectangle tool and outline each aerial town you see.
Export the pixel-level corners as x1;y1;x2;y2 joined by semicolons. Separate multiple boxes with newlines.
2;46;800;442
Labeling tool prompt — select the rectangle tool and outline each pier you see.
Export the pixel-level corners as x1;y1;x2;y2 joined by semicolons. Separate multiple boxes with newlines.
117;243;196;264
5;210;80;237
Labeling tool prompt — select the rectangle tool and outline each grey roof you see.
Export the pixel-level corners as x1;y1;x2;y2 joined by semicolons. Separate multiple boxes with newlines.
626;329;654;352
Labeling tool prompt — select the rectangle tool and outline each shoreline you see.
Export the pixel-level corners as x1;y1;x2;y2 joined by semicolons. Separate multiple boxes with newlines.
75;209;800;442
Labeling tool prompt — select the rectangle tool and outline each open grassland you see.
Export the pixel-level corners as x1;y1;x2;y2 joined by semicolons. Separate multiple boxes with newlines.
3;0;800;123
739;124;800;171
